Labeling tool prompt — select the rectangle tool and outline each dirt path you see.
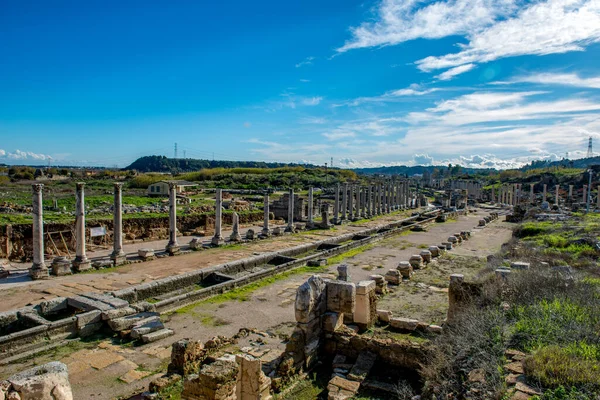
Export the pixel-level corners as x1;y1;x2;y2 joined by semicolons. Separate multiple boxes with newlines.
0;209;513;400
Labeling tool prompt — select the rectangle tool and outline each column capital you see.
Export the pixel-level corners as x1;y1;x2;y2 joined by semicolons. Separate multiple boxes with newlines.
32;183;44;193
113;182;124;190
76;182;85;190
167;181;178;189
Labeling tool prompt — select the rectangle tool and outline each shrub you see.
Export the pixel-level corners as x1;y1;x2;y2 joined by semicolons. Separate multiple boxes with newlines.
523;346;600;389
532;386;593;400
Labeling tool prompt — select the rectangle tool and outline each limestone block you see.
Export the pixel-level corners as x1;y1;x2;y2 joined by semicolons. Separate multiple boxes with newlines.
427;325;443;334
420;250;432;263
326;281;356;314
182;359;238;400
246;229;256;240
76;310;102;329
337;264;350;282
38;298;68;316
409;255;423;269
327;376;360;400
428;246;440;258
447;236;458;244
8;362;73;400
376;309;392;323
397;261;413;279
51;257;72;276
236;354;272;400
368;275;387;294
510;261;530;270
384;269;401;285
295;275;327;324
355;280;375;295
347;351;376;382
453;233;463;243
131;319;165;339
323;312;344;332
189;238;203;251
297;317;321;343
138;248;155;261
141;328;174;343
389;317;419;331
442;242;452;250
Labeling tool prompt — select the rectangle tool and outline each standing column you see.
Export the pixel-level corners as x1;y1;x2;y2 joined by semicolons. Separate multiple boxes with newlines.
366;185;371;217
555;185;560;206
334;184;340;224
111;183;126;264
513;184;518;206
166;181;180;254
583;185;588;203
396;181;401;209
212;188;225;246
348;185;354;220
307;187;314;228
569;185;573;200
73;183;91;271
530;183;535;203
341;183;348;221
597;185;600;209
30;184;48;279
491;186;495;203
385;183;391;213
542;184;547;202
358;187;364;218
285;188;296;232
261;191;271;236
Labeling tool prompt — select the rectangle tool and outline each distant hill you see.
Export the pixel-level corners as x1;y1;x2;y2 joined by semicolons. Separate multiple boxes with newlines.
520;156;600;171
125;155;317;173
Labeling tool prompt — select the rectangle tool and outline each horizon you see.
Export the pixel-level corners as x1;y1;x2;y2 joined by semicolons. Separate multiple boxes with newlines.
2;1;600;169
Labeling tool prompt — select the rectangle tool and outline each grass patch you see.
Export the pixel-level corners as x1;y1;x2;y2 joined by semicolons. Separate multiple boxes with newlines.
327;243;374;265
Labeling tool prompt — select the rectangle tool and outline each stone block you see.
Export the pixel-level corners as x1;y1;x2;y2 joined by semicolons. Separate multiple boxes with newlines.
131;319;165;340
376;309;392;323
295;275;327;324
189;238;203;250
336;264;350;282
409;255;423;269
447;236;458;244
101;307;137;321
442;242;452;250
7;361;73;400
138;248;155;260
236;354;271;400
368;274;387;294
347;351;376;383
427;325;443;334
510;261;530;270
428;246;440;257
107;312;159;332
81;292;129;309
323;312;344;332
355;280;375;295
38;298;68;316
141;328;174;343
68;295;113;312
76;310;102;329
326;281;356;314
389;317;419;331
397;262;413;279
384;269;401;285
420;250;432;263
182;359;238;400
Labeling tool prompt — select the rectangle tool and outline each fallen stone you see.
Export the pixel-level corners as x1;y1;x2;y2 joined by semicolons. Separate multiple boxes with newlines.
376;310;392;323
141;328;174;343
131;319;165;340
8;362;73;400
323;312;344;332
389;317;419;331
326;281;356;314
347;351;376;382
384;269;401;285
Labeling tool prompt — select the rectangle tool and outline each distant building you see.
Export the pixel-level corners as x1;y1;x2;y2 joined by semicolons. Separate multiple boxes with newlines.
147;180;197;196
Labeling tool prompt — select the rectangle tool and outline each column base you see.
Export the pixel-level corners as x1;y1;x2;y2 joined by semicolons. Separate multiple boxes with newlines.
72;258;92;273
110;252;127;266
230;233;242;242
30;264;49;280
284;225;296;233
211;236;225;246
259;229;271;238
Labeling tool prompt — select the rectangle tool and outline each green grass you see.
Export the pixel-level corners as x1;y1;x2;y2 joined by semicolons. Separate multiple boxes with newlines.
327;243;375;265
531;386;594;400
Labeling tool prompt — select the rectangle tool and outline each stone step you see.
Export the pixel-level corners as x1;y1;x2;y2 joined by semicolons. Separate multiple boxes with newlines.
141;328;174;343
107;312;159;332
347;351;376;383
131;319;165;340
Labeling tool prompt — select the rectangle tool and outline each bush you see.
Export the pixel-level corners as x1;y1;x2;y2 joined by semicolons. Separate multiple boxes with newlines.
523;346;600;389
531;385;594;400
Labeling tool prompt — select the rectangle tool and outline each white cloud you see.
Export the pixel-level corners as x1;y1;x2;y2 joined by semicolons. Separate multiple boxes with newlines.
295;56;315;68
337;84;438;107
300;79;311;83
434;63;476;80
413;154;434;165
302;96;323;106
0;149;52;161
497;72;600;89
338;0;600;78
323;131;356;140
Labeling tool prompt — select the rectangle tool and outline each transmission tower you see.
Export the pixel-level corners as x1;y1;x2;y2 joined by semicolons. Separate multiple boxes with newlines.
587;137;593;158
174;143;178;159
330;157;333;168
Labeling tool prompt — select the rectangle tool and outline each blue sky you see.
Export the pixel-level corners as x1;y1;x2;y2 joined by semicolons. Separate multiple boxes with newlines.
1;0;600;169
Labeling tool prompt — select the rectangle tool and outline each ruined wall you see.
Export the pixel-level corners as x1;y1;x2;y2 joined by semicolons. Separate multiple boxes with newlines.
0;211;263;261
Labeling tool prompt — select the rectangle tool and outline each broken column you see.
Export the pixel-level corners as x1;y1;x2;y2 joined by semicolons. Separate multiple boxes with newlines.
236;354;272;400
447;274;465;324
110;182;126;265
30;183;48;279
569;185;573;200
285;188;295;233
230;212;242;241
543;184;547;202
73;182;91;271
555;185;560;206
337;264;350;281
165;181;180;255
261;191;271;237
583;185;588;203
354;280;376;331
211;188;225;246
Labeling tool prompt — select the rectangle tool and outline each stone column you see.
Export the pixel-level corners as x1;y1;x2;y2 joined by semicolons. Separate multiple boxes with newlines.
334;184;340;224
542;184;547;201
555;185;560;205
597;185;600;209
307;187;314;228
513;184;518;206
230;212;242;241
73;183;91;271
583;185;587;203
261;191;271;237
285;188;295;232
212;188;225;246
530;183;535;203
348;184;354;220
30;184;49;279
507;186;512;206
359;187;365;218
366;185;371;217
569;185;573;200
110;183;126;265
491;186;495;202
341;183;348;221
165;182;180;254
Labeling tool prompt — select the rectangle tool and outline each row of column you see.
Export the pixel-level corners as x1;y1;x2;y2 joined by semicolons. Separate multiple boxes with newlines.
491;183;600;207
